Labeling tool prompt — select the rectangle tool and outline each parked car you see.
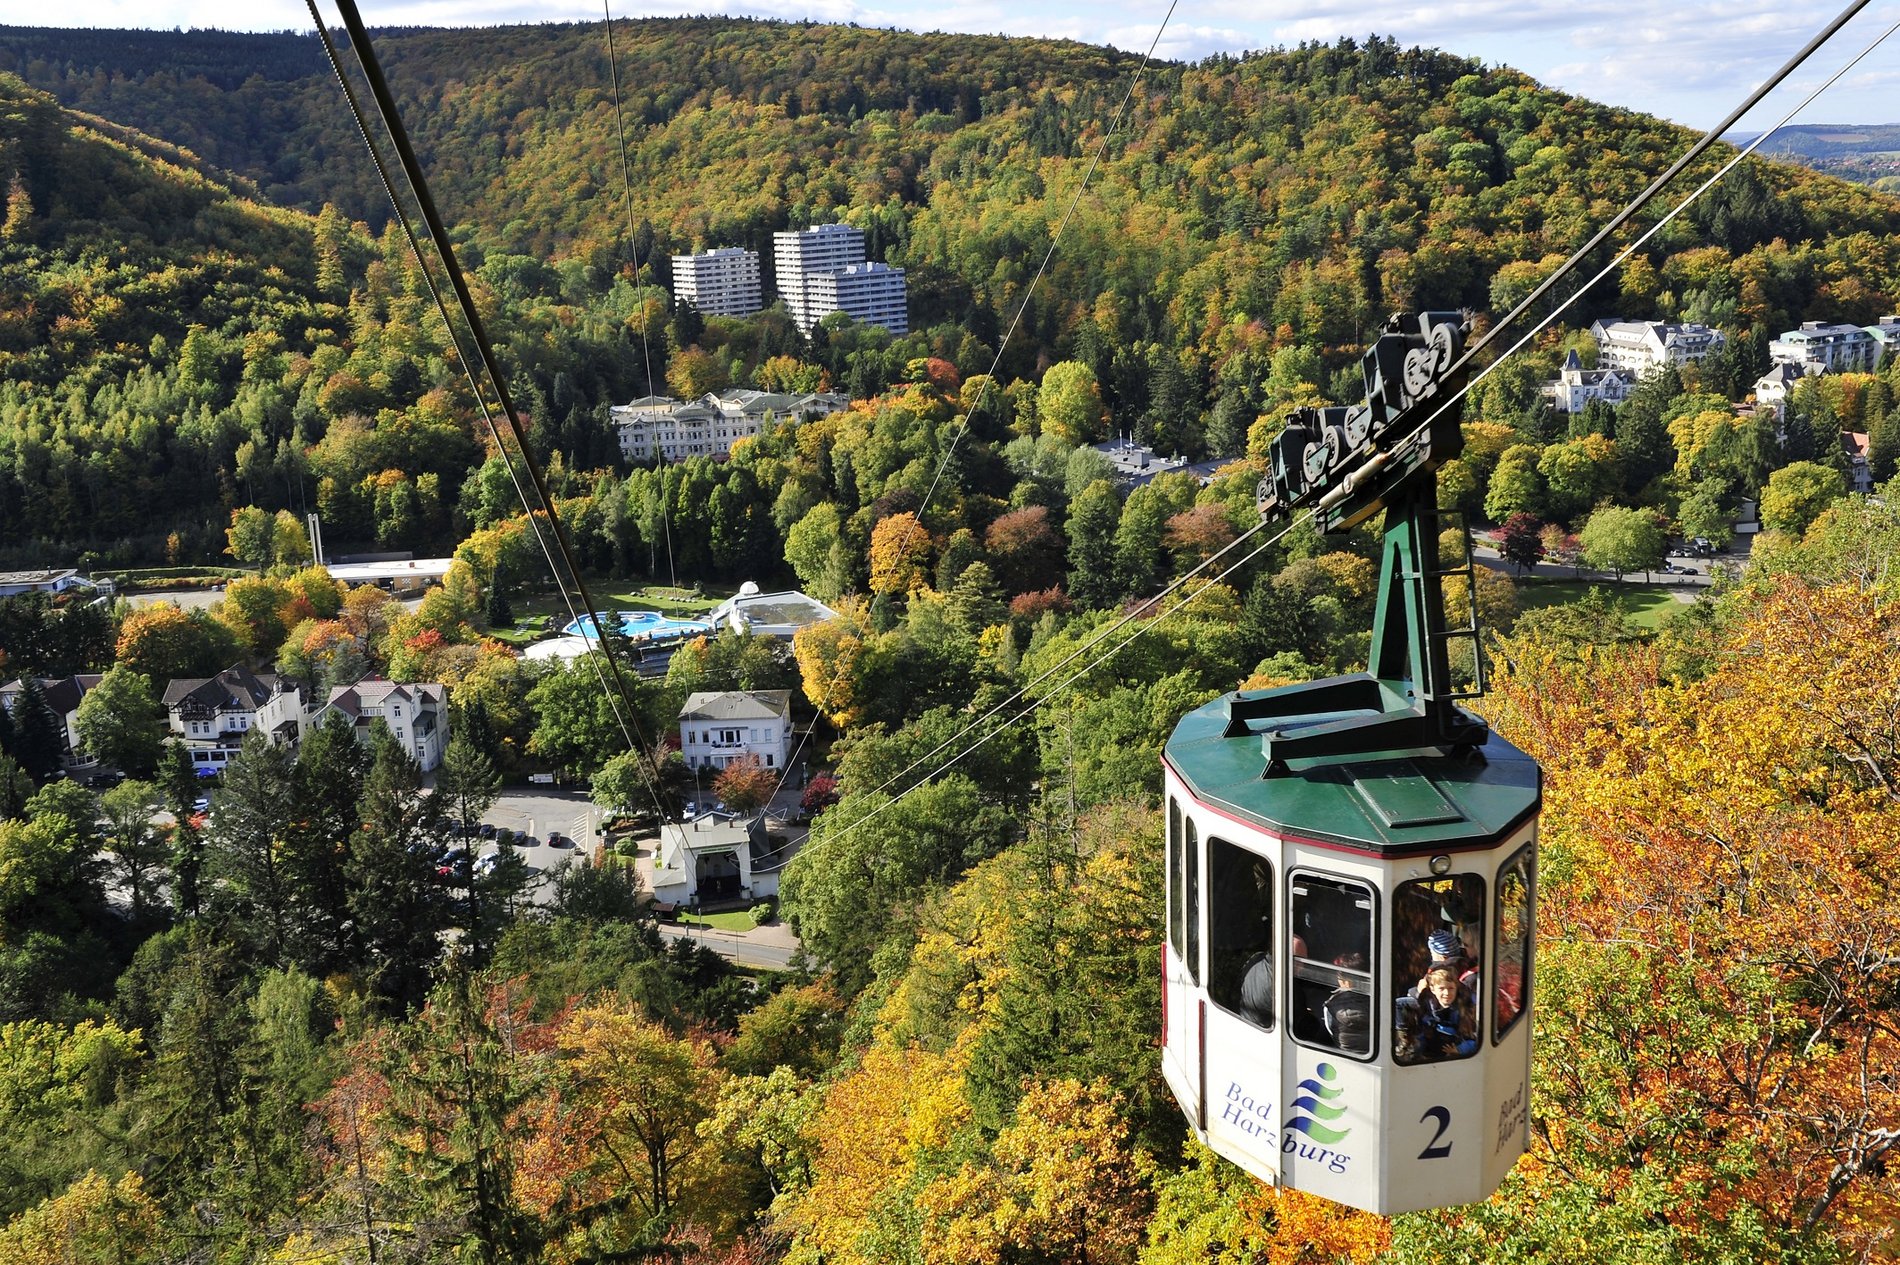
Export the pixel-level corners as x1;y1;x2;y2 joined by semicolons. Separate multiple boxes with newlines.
477;823;497;839
546;832;571;848
85;771;123;789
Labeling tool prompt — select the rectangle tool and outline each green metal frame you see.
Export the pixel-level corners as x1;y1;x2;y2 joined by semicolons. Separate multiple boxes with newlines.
1222;482;1487;773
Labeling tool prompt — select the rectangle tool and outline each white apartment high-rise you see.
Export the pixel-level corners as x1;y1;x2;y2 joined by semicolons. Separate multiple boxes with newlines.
807;262;909;335
671;247;763;318
775;223;901;333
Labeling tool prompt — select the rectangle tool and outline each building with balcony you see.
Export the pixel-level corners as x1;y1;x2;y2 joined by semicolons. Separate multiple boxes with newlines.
678;689;792;773
670;247;763;318
310;679;450;772
773;223;909;334
162;666;305;774
805;262;908;334
1589;319;1726;377
773;223;865;331
612;389;846;463
1753;363;1806;416
1770;321;1879;375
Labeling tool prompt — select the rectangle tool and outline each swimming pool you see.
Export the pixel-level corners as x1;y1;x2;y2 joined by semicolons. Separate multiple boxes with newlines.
561;610;715;642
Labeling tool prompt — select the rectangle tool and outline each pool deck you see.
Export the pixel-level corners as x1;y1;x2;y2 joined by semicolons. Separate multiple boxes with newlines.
561;610;716;642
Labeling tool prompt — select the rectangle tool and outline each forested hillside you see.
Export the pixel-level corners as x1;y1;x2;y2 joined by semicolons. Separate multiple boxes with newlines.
3;17;1900;1264
5;22;1900;565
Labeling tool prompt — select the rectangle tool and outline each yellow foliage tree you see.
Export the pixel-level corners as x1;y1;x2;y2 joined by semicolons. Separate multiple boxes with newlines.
1475;574;1900;1254
918;1078;1152;1265
868;511;932;596
0;1171;160;1265
791;597;871;727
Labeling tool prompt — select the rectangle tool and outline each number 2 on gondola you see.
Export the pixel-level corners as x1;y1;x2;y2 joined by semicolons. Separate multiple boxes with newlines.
1419;1106;1453;1159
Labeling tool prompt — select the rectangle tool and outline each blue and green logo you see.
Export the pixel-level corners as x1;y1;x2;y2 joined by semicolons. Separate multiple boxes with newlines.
1288;1062;1352;1145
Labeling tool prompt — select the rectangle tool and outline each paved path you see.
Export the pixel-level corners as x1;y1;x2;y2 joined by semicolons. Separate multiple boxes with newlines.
661;921;802;970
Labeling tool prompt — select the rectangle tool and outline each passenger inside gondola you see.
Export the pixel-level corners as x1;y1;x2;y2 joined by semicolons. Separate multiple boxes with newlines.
1413;965;1478;1059
1289;875;1373;1051
1393;874;1486;1064
1206;838;1274;1029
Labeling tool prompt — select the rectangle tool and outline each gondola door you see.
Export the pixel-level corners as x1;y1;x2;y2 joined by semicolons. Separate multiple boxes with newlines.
1162;791;1204;1131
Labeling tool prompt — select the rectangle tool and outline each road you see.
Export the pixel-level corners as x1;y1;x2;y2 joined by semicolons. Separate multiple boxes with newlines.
1471;540;1749;592
660;922;801;970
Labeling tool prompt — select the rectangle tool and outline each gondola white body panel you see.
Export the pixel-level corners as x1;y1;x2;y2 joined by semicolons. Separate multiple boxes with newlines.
1161;758;1537;1216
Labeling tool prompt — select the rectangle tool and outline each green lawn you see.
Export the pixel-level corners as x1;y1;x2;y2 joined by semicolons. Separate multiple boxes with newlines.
677;910;758;932
1511;578;1687;630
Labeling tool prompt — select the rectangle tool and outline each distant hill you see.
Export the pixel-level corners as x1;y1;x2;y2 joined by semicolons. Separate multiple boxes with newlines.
1726;123;1900;157
1725;123;1900;191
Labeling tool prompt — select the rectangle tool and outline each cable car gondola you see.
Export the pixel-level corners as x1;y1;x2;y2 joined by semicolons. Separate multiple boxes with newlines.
1160;312;1541;1215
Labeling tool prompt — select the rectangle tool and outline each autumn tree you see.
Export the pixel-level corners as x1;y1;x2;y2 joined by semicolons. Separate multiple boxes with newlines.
549;1002;723;1237
1495;511;1545;572
73;665;164;777
868;512;931;597
1758;460;1847;536
1036;361;1108;445
1465;574;1900;1259
918;1078;1152;1265
115;603;241;682
0;1171;160;1265
712;754;776;815
985;505;1064;594
1578;505;1666;580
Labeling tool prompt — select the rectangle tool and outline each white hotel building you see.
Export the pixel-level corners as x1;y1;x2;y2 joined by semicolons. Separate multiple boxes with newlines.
613;389;848;463
671;247;763;318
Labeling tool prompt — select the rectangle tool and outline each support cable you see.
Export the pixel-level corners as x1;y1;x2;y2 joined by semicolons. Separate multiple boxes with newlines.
831;508;1311;844
311;3;674;828
832;2;1892;845
1450;0;1875;381
1434;8;1900;428
600;1;677;588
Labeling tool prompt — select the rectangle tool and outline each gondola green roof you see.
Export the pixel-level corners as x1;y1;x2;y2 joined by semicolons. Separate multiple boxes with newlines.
1164;689;1541;857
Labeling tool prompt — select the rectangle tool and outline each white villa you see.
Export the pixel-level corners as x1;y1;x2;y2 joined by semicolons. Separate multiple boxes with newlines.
678;689;792;773
1753;363;1807;415
612;389;847;464
163;666;306;775
312;679;451;771
1542;350;1637;414
1589;319;1726;377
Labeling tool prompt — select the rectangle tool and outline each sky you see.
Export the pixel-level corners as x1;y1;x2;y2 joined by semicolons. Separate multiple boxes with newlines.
30;0;1900;130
